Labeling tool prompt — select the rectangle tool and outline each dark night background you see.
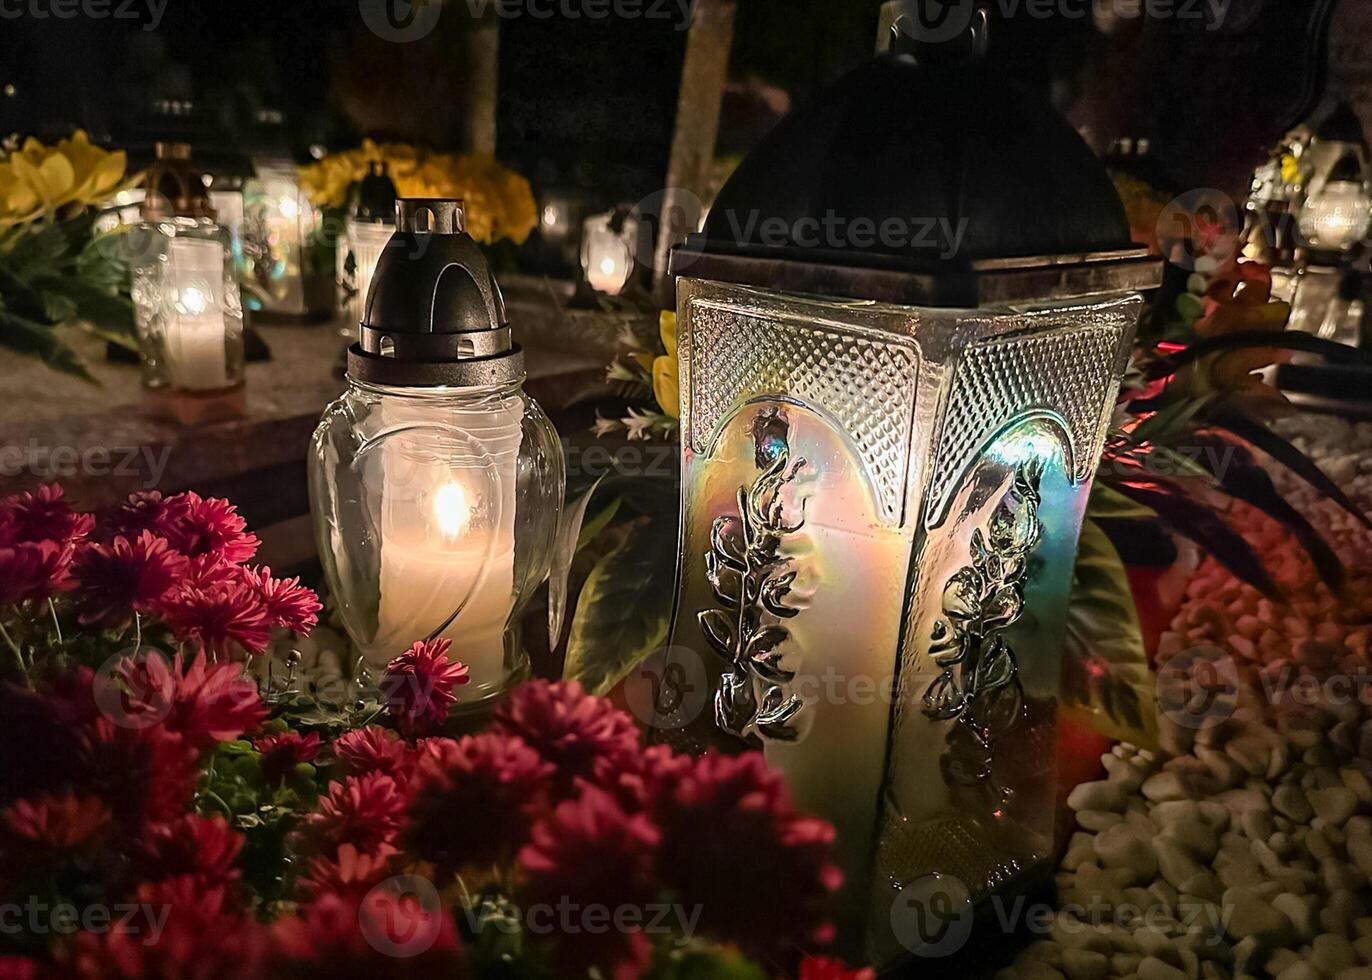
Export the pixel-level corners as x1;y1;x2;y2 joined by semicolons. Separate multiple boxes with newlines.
0;0;1353;209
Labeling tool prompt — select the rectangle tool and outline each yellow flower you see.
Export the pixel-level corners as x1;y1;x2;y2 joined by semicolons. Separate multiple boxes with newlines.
299;142;537;245
0;130;130;228
652;311;679;418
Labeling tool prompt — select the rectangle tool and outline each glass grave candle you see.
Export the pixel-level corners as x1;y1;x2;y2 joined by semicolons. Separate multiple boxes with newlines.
310;199;564;708
130;142;245;418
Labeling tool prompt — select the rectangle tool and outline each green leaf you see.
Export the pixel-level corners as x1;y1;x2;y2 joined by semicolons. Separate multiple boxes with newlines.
1063;517;1156;747
0;309;95;382
649;948;768;980
564;520;677;696
1086;482;1157;521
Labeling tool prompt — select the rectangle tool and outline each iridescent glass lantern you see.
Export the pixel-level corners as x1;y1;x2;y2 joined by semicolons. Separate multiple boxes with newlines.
654;9;1161;967
309;199;564;712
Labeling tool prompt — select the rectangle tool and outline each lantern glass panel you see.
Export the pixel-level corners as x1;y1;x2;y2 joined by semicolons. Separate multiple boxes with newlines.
309;378;563;704
663;277;1141;964
130;216;244;393
341;218;395;340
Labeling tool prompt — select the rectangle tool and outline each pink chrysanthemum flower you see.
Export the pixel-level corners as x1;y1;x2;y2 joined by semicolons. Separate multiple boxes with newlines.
0;540;76;606
654;752;842;960
269;888;464;978
97;490;188;542
160;579;273;657
73;531;188;627
161;491;260;564
799;957;877;980
64;877;266;980
332;726;417;783
75;720;201;829
134;814;244;890
519;786;660;976
1;484;94;545
492;680;642;794
296;842;401;900
589;743;694;812
2;792;111;857
253;730;322;784
297;773;408;857
406;733;553;874
382;638;470;737
246;566;322;633
116;651;267;748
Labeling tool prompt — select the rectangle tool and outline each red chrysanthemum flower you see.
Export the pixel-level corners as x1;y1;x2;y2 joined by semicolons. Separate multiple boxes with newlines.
296;842;401;901
73;531;188;627
0;957;39;980
382;638;470;737
799;956;876;980
589;743;693;812
269;889;466;980
254;730;322;784
519;786;660;977
0;540;76;606
75;720;201;830
2;793;111;858
183;553;244;589
333;726;417;783
492;680;642;795
159;580;273;657
406;733;553;874
115;651;266;749
161;491;260;564
654;753;842;960
134;814;244;891
245;566;321;633
63;876;266;980
297;774;407;857
1;484;94;545
97;490;188;542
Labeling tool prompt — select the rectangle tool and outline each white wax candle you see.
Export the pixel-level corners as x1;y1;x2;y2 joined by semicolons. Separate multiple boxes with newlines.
164;237;229;391
372;398;523;697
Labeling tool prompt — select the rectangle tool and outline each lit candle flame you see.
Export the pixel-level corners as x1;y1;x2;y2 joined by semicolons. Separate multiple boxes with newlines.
434;482;469;539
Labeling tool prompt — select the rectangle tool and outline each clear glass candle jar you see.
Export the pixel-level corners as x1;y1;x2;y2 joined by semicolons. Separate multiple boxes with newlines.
131;217;245;393
310;378;562;701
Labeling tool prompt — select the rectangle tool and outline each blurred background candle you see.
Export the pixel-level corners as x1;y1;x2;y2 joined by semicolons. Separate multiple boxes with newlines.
163;237;230;390
581;208;638;295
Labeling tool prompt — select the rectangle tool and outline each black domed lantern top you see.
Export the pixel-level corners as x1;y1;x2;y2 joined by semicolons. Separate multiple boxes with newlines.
672;4;1160;306
353;161;399;224
347;198;520;388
